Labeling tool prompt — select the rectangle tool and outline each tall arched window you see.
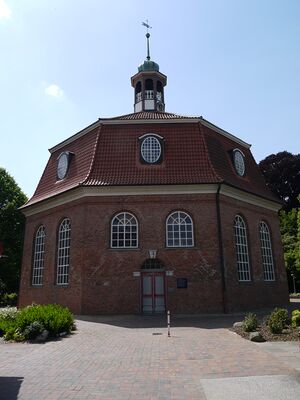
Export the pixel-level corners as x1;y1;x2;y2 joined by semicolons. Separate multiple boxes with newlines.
259;221;275;281
166;211;194;247
234;215;251;281
32;225;46;286
111;212;138;248
56;218;71;285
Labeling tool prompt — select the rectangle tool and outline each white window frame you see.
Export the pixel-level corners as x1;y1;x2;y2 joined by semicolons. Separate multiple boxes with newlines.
234;215;251;281
111;212;138;249
56;218;71;285
32;225;46;286
166;211;194;248
140;135;162;164
233;149;245;176
259;221;275;281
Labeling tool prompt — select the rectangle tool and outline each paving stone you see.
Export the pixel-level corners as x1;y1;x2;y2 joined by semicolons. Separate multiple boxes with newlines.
0;315;299;399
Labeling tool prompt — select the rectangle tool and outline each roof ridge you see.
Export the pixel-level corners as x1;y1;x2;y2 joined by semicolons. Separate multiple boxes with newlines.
99;111;200;120
79;124;103;185
198;122;223;183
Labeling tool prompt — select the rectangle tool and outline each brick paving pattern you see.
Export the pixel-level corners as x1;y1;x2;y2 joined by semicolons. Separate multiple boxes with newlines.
0;315;299;399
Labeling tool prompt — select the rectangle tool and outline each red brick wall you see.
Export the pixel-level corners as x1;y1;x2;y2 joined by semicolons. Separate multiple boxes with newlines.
19;192;288;314
219;194;289;311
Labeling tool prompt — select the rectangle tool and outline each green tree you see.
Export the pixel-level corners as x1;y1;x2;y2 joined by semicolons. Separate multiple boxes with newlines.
259;151;300;211
280;208;298;273
0;168;27;293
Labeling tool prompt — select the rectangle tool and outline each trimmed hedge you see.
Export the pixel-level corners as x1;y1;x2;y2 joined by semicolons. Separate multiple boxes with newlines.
0;304;75;341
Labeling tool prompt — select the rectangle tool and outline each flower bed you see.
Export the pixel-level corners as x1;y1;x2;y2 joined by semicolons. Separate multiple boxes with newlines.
231;308;300;342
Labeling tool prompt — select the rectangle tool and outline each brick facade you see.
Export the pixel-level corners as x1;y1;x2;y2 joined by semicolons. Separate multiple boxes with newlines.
19;48;289;314
19;192;289;314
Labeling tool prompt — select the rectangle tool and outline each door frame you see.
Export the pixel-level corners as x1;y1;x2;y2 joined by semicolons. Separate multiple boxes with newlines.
141;270;167;314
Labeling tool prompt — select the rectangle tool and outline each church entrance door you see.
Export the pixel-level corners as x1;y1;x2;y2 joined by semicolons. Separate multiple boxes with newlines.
141;272;166;314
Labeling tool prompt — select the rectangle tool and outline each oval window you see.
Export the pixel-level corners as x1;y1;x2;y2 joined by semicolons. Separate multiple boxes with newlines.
233;150;245;176
141;136;161;164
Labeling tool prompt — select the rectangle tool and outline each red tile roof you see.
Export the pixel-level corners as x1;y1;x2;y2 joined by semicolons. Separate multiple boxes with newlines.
24;113;280;207
202;124;279;202
83;123;219;186
101;111;200;120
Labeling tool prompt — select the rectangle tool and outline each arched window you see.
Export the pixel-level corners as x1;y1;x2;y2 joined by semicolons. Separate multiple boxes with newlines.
32;225;46;285
111;212;138;248
259;221;275;281
145;79;153;90
56;218;71;285
135;81;142;102
166;211;194;247
234;215;251;281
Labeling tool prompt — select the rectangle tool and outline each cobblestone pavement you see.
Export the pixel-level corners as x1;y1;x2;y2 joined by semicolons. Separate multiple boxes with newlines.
0;315;299;399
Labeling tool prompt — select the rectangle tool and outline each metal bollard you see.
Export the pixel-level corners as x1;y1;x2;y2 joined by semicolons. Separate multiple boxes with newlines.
167;310;170;337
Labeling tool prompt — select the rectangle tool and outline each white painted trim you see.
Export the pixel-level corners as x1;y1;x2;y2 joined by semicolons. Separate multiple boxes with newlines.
166;211;194;248
139;133;164;140
110;212;139;249
49;121;100;153
234;215;251;282
200;119;251;149
21;183;281;216
219;185;281;212
232;148;245;157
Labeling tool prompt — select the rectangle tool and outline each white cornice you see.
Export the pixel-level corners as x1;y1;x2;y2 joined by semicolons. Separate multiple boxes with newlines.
21;183;281;217
200;119;251;149
49;121;100;153
220;185;281;212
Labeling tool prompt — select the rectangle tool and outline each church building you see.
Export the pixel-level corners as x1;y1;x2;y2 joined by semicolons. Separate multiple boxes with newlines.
19;32;289;314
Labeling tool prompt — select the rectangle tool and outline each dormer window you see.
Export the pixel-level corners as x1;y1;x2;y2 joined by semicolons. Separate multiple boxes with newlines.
57;151;73;180
233;149;245;176
139;134;164;164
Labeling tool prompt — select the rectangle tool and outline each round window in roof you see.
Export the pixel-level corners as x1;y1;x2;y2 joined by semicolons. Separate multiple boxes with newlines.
233;149;245;176
141;136;161;164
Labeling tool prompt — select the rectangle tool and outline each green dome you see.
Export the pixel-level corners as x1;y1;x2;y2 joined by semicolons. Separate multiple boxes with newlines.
138;59;160;72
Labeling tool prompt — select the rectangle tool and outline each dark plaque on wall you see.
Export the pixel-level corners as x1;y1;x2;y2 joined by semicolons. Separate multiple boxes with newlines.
177;278;188;289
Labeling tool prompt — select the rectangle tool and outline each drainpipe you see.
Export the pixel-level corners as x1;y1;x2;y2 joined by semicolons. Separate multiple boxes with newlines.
216;183;227;313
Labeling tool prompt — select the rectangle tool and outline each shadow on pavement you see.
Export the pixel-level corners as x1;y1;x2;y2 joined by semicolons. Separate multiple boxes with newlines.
76;313;244;329
76;300;300;330
0;377;23;400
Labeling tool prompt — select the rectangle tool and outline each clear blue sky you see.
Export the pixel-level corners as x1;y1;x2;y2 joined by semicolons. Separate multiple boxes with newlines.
1;0;299;198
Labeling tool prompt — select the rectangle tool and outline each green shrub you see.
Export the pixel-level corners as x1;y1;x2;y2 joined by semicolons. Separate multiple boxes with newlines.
16;304;74;337
291;310;300;328
267;308;289;334
0;304;74;341
4;327;16;341
23;321;45;340
242;313;258;332
13;328;25;342
0;308;18;337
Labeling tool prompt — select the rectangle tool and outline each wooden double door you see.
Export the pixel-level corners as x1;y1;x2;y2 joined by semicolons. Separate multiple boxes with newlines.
141;272;166;314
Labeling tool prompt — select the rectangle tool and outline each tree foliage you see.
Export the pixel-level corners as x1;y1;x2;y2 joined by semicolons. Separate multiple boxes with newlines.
280;208;298;273
0;168;27;292
279;201;300;292
259;151;300;211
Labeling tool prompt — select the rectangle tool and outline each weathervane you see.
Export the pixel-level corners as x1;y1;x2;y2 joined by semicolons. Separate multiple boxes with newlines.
142;20;152;60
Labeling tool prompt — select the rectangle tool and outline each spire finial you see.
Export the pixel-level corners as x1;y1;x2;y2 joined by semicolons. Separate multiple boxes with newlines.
142;20;152;60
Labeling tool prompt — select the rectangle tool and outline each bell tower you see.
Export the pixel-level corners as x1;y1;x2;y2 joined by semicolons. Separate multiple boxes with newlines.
131;23;167;113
